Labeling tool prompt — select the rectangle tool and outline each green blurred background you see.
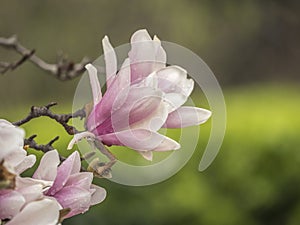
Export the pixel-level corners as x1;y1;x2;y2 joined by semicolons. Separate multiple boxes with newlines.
1;0;300;224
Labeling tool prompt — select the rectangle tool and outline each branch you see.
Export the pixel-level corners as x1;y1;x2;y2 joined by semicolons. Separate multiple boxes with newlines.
24;134;60;154
13;102;86;135
86;138;117;178
0;35;90;80
24;135;88;172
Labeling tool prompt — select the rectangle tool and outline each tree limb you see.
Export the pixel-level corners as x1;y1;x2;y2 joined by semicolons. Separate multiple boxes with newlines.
0;35;90;80
13;102;86;135
24;134;61;155
24;135;89;172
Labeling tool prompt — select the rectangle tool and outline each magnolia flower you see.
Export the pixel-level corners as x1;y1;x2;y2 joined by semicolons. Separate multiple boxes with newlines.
0;119;58;224
0;178;45;220
69;29;211;160
5;198;61;225
33;150;106;218
0;119;35;174
0;119;105;223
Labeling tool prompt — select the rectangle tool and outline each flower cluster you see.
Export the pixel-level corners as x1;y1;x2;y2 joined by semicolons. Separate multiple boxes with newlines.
1;29;212;224
0;120;106;225
69;29;211;160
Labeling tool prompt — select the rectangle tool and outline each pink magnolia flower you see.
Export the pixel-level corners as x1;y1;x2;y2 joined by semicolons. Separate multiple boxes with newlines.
33;150;106;218
69;29;211;160
0;120;104;223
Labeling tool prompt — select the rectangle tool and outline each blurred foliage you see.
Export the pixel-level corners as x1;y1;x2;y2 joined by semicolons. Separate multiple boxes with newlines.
3;84;300;225
1;1;300;225
1;0;300;106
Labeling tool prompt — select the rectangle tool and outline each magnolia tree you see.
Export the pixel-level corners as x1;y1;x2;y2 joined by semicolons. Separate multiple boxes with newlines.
0;29;225;224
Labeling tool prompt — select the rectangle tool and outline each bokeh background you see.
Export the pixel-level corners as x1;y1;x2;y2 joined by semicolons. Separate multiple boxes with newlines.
1;0;300;224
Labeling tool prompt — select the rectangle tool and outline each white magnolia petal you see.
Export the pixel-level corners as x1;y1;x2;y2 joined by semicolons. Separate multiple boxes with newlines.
17;184;43;203
0;191;25;219
14;154;36;174
163;93;189;112
152;136;180;152
100;129;179;152
153;35;166;69
163;107;212;128
16;177;53;190
130;29;152;43
129;29;166;83
90;184;107;205
85;64;102;106
102;36;117;88
6;199;60;225
157;66;194;111
33;150;60;181
0;120;25;160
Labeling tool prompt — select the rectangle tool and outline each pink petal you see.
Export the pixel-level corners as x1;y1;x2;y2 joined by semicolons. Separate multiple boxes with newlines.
163;107;212;128
99;129;179;151
65;172;93;190
6;199;60;225
102;36;117;88
129;29;166;83
0;190;25;219
54;186;91;218
98;86;166;134
47;151;81;195
85;64;102;106
87;58;131;132
33;150;60;181
129;100;168;131
89;184;106;205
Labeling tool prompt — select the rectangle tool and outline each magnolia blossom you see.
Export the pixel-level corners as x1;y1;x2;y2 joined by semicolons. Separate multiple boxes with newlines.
4;198;61;225
0;119;60;224
0;119;106;224
69;29;211;160
0;119;35;174
33;150;107;218
0;119;40;221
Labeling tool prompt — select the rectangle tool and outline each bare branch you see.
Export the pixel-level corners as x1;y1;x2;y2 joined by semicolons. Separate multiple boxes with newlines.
0;35;90;80
24;134;59;153
24;135;87;172
13;102;86;135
